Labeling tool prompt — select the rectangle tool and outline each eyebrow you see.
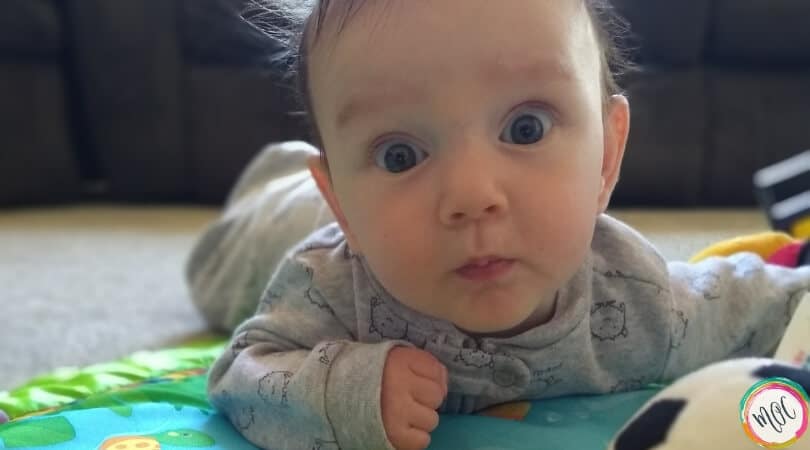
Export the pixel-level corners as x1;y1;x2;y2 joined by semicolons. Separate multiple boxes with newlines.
334;59;574;130
484;58;575;86
335;83;425;130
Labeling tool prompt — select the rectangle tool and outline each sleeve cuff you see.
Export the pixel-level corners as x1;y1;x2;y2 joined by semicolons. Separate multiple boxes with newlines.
324;340;412;450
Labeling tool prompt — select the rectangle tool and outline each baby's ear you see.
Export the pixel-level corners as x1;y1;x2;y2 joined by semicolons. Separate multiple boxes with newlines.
307;155;362;253
597;95;630;213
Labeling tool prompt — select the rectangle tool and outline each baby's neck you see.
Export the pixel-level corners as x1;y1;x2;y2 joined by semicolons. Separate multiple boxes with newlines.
459;292;559;339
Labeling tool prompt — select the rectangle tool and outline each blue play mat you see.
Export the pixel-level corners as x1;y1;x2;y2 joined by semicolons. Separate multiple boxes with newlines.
0;342;661;449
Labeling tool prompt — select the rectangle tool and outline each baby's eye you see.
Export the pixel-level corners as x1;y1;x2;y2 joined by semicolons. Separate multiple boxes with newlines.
373;141;428;173
499;108;553;145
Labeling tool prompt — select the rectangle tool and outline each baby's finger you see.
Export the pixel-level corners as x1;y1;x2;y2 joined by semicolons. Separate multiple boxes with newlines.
390;427;431;450
411;376;446;410
408;405;440;432
408;350;446;383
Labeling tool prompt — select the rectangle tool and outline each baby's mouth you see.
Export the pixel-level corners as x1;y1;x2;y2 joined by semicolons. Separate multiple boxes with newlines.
455;257;515;281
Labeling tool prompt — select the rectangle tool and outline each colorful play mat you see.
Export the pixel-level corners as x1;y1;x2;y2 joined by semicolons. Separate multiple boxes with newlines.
0;339;663;449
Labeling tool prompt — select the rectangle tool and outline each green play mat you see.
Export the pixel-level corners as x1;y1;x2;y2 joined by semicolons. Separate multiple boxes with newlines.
0;340;662;449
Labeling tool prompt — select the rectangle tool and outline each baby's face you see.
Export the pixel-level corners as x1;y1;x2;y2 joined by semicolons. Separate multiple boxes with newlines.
308;0;628;335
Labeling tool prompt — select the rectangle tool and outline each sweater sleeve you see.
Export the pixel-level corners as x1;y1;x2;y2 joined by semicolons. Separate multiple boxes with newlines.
661;252;810;381
207;250;408;450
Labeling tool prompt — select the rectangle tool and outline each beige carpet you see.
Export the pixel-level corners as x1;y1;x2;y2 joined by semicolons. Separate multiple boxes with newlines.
0;205;770;392
0;205;219;391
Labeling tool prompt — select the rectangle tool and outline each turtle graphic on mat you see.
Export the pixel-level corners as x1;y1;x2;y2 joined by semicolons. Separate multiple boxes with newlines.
98;429;215;449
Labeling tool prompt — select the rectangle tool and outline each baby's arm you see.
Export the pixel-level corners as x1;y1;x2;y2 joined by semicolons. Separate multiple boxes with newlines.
661;252;810;381
207;250;444;450
207;251;401;450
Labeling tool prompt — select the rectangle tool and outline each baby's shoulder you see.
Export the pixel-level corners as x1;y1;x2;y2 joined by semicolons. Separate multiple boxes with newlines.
582;216;677;330
279;222;360;290
592;214;667;269
290;222;347;255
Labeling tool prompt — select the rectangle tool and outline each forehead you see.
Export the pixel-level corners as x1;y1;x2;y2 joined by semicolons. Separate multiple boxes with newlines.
308;0;602;127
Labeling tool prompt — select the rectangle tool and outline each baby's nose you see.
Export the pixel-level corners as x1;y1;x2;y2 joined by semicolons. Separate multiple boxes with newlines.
442;202;502;225
436;140;510;226
438;169;507;226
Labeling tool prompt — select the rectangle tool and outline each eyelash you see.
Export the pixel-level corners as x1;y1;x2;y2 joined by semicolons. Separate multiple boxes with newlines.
503;101;559;129
365;101;559;160
366;133;419;166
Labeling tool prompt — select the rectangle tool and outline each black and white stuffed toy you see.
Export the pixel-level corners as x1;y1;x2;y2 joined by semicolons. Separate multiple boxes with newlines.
608;358;810;450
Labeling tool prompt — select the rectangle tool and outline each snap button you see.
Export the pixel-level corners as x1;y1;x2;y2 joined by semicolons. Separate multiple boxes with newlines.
492;369;517;388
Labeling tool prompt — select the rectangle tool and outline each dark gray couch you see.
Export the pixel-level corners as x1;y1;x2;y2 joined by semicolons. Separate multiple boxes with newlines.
613;0;810;206
62;0;306;204
0;0;80;205
2;0;809;207
1;0;305;206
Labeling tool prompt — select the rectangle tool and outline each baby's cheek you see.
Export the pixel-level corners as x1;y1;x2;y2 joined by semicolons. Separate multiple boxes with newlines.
377;258;429;299
370;255;444;317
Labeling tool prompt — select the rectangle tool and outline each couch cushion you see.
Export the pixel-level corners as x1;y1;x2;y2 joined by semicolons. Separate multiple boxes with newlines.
185;66;309;203
612;68;707;206
64;0;188;201
0;64;80;205
704;70;810;205
709;0;810;66
610;0;711;66
0;0;63;56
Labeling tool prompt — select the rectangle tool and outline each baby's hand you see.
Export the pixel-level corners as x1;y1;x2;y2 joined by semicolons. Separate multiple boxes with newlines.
381;347;448;450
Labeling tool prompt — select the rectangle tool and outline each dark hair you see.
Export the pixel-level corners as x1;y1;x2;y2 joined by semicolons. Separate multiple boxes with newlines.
245;0;633;155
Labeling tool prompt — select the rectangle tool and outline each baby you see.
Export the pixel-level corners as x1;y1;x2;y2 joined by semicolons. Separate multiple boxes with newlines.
189;1;810;449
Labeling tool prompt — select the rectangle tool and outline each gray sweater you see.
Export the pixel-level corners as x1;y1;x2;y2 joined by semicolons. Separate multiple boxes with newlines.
207;215;810;450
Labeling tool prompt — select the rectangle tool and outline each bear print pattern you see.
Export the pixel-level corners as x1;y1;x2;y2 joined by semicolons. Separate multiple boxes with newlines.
369;296;409;340
591;300;629;341
258;371;293;407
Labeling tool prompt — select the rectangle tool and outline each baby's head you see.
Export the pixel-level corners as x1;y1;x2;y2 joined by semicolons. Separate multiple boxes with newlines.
261;0;631;336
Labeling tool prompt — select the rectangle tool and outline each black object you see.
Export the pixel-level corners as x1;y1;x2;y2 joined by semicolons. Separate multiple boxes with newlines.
753;150;810;234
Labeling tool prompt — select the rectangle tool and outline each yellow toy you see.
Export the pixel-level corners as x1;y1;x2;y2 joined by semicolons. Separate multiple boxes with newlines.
689;231;798;263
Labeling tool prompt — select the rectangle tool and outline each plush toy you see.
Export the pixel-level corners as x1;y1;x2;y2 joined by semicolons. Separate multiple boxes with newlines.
607;358;810;450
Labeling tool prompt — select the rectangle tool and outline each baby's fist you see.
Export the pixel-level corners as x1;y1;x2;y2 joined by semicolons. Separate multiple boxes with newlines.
381;347;448;450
